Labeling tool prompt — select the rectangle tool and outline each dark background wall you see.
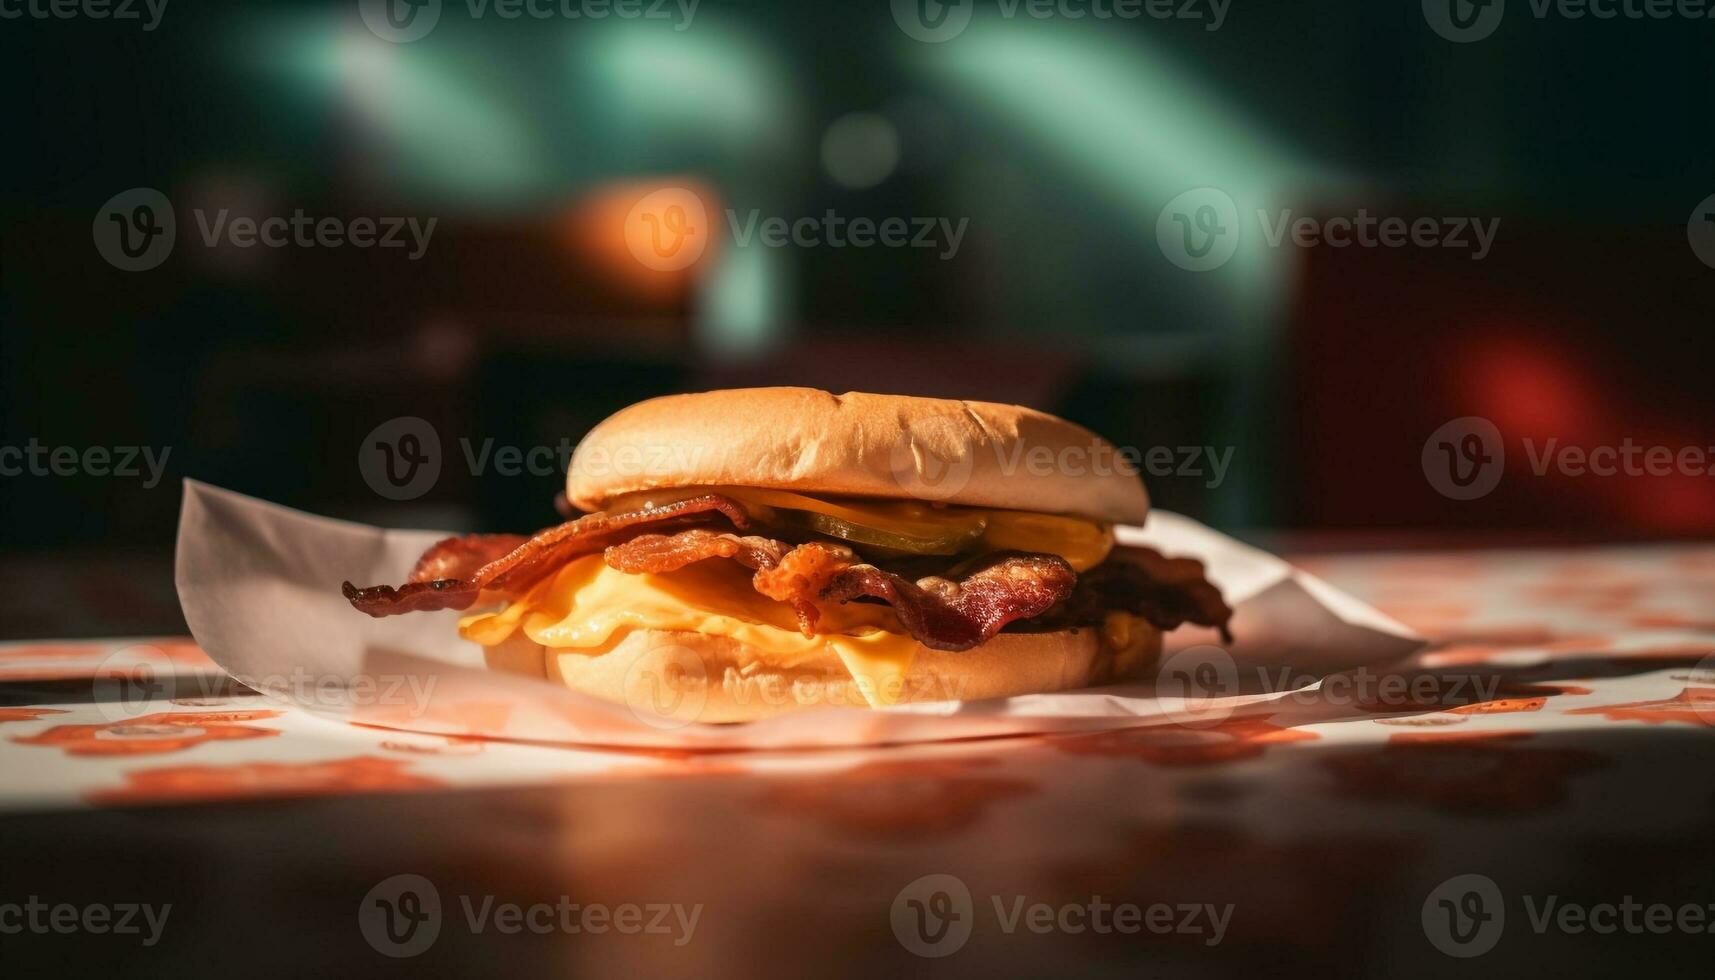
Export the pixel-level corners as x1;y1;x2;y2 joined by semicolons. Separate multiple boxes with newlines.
4;0;1712;559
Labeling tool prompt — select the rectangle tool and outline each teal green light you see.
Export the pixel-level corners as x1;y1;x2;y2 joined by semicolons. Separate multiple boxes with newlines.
912;19;1332;528
237;15;548;204
914;19;1320;218
907;17;1344;328
574;20;796;154
575;17;798;356
696;241;786;359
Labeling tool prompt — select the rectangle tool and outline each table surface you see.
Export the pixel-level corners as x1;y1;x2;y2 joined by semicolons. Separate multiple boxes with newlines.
2;542;1713;978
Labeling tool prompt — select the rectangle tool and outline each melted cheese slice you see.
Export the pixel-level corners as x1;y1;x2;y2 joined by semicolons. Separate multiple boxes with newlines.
459;554;923;707
608;486;1115;570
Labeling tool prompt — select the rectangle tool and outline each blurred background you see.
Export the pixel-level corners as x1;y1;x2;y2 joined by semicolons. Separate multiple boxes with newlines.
3;0;1713;637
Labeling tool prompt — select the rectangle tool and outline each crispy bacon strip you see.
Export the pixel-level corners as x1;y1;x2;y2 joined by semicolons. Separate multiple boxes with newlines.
605;530;852;634
1039;546;1234;642
608;533;1076;649
751;541;860;634
345;504;1235;653
820;551;1078;652
603;528;793;575
342;494;750;617
408;534;528;583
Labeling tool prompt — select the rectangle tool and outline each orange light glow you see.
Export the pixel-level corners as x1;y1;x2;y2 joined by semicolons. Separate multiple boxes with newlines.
560;179;721;302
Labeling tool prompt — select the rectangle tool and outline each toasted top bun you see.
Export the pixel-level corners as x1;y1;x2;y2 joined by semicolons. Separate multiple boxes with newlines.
567;387;1148;523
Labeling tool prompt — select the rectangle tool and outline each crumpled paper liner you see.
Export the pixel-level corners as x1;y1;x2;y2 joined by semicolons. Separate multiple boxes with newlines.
175;480;1422;749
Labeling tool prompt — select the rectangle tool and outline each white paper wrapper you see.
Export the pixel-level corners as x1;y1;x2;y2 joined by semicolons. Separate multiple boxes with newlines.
175;480;1422;749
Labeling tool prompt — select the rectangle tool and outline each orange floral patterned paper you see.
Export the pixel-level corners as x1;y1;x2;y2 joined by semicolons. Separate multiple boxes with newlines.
88;755;444;806
1053;716;1319;767
1565;686;1715;728
1323;731;1608;814
1;533;1714;812
11;710;283;757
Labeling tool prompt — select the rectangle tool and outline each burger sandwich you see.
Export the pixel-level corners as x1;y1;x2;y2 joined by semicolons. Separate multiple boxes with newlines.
344;388;1232;722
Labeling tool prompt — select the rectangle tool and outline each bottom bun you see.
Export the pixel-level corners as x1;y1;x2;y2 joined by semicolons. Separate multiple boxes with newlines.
481;623;1162;724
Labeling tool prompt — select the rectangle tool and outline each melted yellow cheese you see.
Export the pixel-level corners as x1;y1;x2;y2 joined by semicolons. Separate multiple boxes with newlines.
459;554;923;707
461;489;1124;710
980;509;1113;571
606;486;1115;570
